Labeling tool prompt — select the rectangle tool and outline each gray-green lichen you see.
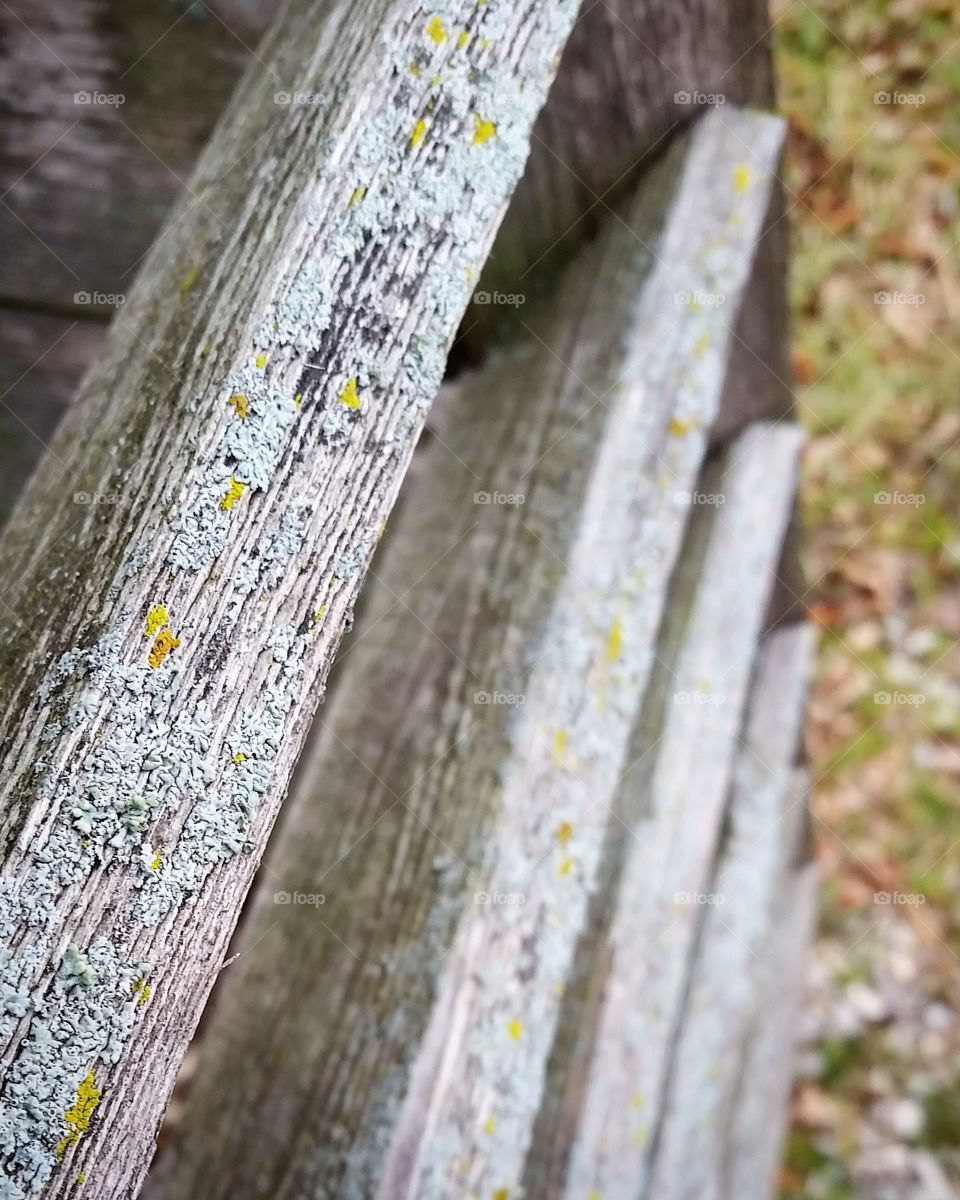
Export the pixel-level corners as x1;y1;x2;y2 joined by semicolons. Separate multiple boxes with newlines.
0;940;147;1196
0;1;585;1192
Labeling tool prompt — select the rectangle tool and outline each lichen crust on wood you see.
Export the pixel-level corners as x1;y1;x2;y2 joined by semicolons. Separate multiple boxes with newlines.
0;1;582;1195
138;106;786;1200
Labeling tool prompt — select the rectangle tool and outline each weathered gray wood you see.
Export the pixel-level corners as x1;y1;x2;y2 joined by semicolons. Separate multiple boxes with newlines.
0;0;787;524
645;622;814;1200
474;0;777;298
143;107;785;1200
727;854;818;1196
523;420;804;1199
0;0;275;311
0;314;104;522
0;0;584;1195
0;0;278;523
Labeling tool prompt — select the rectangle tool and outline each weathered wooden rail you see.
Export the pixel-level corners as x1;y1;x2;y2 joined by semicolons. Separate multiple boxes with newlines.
0;0;814;1197
143;108;810;1200
0;1;584;1194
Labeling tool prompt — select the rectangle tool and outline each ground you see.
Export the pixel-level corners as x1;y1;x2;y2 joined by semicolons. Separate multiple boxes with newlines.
774;1;960;1195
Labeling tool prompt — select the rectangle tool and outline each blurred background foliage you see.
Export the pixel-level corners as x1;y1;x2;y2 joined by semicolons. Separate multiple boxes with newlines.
774;0;960;1195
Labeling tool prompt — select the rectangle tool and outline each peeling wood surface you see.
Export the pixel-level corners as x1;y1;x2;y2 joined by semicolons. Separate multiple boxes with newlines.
0;0;582;1194
143;107;786;1200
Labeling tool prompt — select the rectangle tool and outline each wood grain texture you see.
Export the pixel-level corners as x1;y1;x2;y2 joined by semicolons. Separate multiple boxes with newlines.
464;0;782;356
0;0;582;1194
143;107;785;1200
524;420;804;1200
0;0;275;311
0;1;279;525
645;622;814;1200
0;312;105;522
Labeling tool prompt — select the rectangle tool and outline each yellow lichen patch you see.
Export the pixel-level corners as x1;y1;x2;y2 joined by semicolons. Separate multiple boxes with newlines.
76;1174;87;1185
408;61;421;77
556;820;573;846
606;615;623;664
201;343;211;357
232;752;247;763
693;333;711;359
312;604;327;626
349;185;367;208
507;1018;523;1042
552;728;568;765
588;1192;603;1200
493;1190;509;1200
150;851;162;871
630;1090;645;1110
255;353;268;369
558;856;573;878
410;118;428;149
458;29;469;48
668;416;697;437
131;978;152;1007
483;1113;496;1135
180;264;200;294
228;392;249;420
426;15;447;42
145;604;168;638
473;115;497;145
56;1071;102;1161
294;392;302;409
554;979;566;997
148;629;180;669
338;377;361;410
633;1126;649;1147
221;475;246;511
734;163;751;194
